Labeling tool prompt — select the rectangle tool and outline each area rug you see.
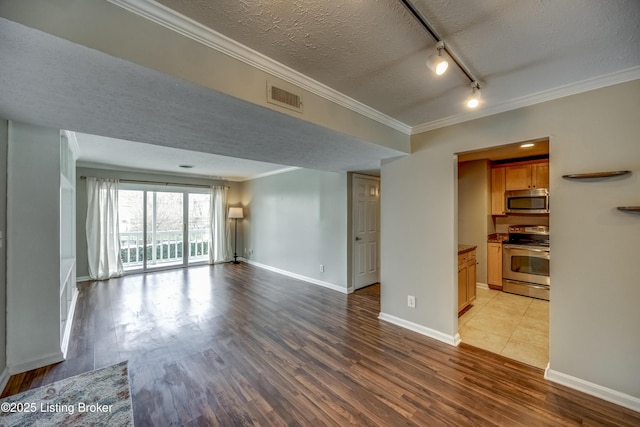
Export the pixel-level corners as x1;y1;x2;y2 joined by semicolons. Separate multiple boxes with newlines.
0;361;133;426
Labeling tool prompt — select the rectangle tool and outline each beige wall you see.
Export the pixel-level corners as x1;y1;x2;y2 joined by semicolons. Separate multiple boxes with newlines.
241;169;349;291
381;79;640;402
457;160;493;284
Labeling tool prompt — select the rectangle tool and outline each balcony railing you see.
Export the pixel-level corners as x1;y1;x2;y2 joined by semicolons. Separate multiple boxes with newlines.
120;229;209;269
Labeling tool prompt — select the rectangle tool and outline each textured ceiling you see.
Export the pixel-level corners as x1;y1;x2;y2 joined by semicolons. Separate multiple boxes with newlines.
75;133;295;181
157;0;640;126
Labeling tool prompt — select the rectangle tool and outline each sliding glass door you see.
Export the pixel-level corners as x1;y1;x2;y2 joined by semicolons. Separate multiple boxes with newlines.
118;185;210;272
188;193;210;263
146;191;184;269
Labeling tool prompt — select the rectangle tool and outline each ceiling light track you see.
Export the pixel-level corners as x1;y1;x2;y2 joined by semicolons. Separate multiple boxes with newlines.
399;0;480;87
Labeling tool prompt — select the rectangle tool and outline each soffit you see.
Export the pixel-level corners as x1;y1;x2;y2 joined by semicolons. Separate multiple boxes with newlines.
0;18;405;175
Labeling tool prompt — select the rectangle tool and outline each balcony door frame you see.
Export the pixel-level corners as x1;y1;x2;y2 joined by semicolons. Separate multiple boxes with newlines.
120;182;210;274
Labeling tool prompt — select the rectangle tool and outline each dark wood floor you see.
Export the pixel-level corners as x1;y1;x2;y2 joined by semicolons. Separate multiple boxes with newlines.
3;263;639;426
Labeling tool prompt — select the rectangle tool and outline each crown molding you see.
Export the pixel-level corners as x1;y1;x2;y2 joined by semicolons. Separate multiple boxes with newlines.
106;0;411;135
411;66;640;135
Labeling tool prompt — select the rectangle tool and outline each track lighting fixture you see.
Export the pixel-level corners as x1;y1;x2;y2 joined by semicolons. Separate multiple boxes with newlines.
400;0;485;110
426;41;448;75
465;82;481;109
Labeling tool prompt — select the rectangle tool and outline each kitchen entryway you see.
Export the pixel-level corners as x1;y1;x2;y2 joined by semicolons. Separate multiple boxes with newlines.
456;138;551;369
458;288;549;369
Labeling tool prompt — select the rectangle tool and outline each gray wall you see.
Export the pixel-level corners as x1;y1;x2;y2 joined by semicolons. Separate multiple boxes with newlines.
457;160;493;284
0;120;8;382
75;167;242;279
381;79;640;401
242;169;348;290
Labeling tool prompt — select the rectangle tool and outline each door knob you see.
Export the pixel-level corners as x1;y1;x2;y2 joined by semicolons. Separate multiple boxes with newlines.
355;236;362;241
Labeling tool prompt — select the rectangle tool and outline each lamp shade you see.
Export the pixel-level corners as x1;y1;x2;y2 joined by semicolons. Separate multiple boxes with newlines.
228;207;244;219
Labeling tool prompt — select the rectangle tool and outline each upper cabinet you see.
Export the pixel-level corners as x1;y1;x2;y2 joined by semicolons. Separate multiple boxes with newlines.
505;161;549;191
492;159;549;215
491;167;506;216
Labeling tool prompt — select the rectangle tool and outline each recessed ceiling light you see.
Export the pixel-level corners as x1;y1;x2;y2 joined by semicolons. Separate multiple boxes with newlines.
179;164;194;169
520;143;535;148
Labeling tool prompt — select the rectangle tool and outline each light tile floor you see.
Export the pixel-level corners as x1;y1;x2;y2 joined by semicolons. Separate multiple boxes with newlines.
458;287;549;369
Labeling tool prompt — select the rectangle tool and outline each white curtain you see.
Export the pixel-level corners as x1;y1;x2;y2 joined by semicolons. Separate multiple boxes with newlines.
86;178;124;280
209;186;231;264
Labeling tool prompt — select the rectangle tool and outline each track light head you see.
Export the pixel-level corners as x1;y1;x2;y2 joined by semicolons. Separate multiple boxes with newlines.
465;82;481;108
426;41;448;75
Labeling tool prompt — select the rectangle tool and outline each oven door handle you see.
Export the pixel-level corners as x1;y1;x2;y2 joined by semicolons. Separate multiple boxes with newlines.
503;245;549;253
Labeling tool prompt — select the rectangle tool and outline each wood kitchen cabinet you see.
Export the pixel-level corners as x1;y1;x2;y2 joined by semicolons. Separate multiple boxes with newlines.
491;167;506;215
487;242;503;289
458;248;477;314
505;160;549;191
492;160;549;215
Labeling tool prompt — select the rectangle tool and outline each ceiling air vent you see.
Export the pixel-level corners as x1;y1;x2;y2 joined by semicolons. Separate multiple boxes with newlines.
267;81;303;113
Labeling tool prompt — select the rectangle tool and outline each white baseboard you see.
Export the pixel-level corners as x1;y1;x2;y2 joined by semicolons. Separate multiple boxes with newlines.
243;259;349;294
61;288;79;359
8;351;65;376
545;367;640;413
378;312;460;346
0;366;10;392
76;275;91;283
476;282;490;290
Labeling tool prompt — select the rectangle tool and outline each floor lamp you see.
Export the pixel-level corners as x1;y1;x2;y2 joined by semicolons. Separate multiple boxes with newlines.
228;207;244;264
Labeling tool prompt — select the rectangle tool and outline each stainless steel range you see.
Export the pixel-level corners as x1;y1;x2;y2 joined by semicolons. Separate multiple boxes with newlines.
502;225;550;300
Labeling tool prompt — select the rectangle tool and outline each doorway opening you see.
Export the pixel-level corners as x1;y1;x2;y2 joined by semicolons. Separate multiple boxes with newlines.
118;184;211;273
455;138;550;369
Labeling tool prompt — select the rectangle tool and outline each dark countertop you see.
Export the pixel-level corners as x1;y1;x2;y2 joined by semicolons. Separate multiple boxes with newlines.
458;244;477;255
488;233;509;243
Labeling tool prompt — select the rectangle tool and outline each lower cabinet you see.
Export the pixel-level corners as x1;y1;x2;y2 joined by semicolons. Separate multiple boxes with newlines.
458;248;477;314
487;242;503;289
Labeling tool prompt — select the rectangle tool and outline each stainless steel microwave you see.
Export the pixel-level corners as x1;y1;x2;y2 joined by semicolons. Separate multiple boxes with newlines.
505;189;549;214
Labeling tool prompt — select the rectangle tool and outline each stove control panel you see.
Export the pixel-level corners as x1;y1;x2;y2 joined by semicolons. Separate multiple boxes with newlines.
508;225;549;235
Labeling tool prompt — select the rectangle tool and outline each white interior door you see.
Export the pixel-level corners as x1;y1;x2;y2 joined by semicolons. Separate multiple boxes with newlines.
353;175;380;290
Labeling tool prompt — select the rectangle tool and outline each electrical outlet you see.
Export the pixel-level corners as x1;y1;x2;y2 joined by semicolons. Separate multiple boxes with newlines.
320;264;324;272
407;295;416;308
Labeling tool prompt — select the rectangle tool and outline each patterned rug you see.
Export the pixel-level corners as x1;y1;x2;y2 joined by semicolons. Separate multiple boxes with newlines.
0;361;133;426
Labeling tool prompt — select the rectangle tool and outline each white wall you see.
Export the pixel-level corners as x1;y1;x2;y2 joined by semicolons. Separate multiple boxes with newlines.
75;167;242;279
242;169;349;291
381;79;640;403
0;120;8;385
457;160;492;284
6;121;63;371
